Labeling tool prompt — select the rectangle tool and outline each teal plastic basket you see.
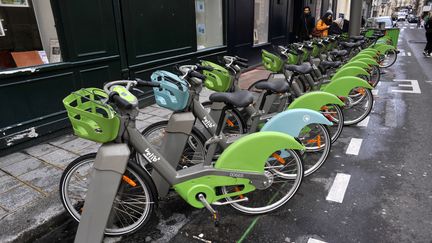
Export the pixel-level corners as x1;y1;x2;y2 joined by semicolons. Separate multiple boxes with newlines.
151;71;190;111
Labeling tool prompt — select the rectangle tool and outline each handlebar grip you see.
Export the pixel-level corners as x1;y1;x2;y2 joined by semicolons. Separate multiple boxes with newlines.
235;56;248;62
136;79;160;88
235;61;248;68
196;64;214;71
189;71;206;80
110;93;133;110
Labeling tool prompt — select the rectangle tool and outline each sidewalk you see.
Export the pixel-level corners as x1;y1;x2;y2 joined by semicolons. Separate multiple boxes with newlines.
0;68;272;242
0;103;169;242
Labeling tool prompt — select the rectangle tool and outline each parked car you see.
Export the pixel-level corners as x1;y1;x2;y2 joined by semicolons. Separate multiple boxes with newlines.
366;16;396;29
407;14;419;23
397;13;407;21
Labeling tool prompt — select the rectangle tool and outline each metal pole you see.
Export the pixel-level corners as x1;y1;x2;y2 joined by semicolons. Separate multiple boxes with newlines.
349;0;363;36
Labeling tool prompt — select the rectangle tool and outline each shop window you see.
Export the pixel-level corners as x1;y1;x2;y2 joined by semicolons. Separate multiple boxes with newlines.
195;0;223;50
253;0;270;45
0;0;61;71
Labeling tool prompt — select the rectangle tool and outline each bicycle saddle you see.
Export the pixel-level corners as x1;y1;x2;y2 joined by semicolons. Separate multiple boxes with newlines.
284;63;313;74
315;42;325;47
350;36;365;41
209;90;254;108
303;45;314;50
320;60;342;69
329;50;348;56
340;42;359;48
255;79;289;93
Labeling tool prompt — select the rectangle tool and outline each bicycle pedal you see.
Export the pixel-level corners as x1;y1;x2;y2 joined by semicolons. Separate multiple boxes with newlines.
198;193;221;226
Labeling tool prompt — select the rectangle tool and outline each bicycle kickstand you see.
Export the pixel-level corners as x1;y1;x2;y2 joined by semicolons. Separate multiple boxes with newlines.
198;193;220;227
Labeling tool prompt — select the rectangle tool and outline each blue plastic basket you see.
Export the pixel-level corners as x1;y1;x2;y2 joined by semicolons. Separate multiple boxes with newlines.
151;71;190;111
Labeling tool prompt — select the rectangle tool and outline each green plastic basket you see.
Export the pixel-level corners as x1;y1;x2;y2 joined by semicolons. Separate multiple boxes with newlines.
262;50;284;72
63;88;120;143
201;60;233;92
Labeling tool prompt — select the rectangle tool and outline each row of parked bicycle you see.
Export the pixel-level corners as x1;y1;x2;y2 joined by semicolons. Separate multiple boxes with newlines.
61;30;398;236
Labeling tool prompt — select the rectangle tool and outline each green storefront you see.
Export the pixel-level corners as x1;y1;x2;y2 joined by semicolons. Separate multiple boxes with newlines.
0;0;299;153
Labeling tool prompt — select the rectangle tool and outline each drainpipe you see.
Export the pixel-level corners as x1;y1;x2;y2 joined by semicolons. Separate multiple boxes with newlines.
349;0;363;36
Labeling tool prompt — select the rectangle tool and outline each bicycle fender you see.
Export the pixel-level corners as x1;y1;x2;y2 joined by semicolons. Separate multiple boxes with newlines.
364;47;379;53
375;44;396;53
359;50;379;58
351;53;377;61
261;108;332;137
287;91;344;111
354;58;379;67
342;60;370;70
355;51;375;59
215;131;304;173
323;76;373;97
332;66;369;80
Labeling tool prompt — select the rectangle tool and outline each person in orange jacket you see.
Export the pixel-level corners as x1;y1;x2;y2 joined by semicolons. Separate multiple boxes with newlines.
316;12;333;37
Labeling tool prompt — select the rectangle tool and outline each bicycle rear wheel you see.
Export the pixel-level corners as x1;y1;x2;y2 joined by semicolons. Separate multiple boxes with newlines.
343;88;374;125
378;49;397;68
320;104;344;143
221;149;303;215
298;123;331;176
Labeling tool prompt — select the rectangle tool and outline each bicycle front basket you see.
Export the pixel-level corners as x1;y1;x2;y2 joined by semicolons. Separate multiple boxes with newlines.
151;70;190;111
63;88;120;143
262;50;283;72
200;60;233;92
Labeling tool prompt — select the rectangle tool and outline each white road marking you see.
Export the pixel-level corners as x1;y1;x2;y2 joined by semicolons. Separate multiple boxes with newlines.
308;238;327;243
392;79;421;94
410;27;415;29
372;89;379;95
346;138;363;155
357;116;370;127
407;52;412;56
426;81;432;83
385;100;397;128
326;173;351;203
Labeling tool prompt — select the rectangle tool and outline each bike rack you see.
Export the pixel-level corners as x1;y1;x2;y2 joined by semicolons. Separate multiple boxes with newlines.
74;144;131;243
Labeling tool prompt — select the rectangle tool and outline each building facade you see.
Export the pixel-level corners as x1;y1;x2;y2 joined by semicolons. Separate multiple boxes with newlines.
0;0;303;152
370;0;393;17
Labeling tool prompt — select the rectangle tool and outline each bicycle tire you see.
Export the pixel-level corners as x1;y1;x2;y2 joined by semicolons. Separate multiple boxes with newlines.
59;153;157;236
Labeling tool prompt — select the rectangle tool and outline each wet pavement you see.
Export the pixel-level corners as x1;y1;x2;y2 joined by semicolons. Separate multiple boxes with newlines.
34;22;432;243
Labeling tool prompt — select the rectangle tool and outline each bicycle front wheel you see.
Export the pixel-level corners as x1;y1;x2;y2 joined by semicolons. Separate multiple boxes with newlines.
59;154;156;236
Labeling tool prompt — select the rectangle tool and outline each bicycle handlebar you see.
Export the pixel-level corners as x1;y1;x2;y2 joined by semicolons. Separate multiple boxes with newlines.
109;92;133;110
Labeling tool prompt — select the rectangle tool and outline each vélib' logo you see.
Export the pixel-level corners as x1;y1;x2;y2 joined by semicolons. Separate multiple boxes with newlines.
143;148;161;163
202;116;216;129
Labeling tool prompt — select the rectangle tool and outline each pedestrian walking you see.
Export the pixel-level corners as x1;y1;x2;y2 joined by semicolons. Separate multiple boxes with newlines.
314;12;333;37
423;12;432;57
297;6;315;41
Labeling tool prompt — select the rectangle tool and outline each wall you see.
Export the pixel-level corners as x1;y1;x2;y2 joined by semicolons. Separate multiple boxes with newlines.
337;0;351;19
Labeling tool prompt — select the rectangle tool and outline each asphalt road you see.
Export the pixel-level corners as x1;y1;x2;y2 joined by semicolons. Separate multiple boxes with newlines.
35;22;432;243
